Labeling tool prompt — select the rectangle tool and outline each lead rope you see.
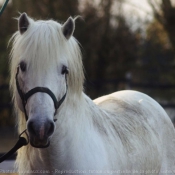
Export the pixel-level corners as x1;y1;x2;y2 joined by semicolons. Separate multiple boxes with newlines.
0;0;9;16
0;129;29;163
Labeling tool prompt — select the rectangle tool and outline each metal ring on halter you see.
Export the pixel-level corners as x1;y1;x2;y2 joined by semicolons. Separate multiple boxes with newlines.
19;129;29;144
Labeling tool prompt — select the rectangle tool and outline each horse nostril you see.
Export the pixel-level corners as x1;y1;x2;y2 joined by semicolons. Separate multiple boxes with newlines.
27;121;36;136
46;121;55;137
27;119;55;138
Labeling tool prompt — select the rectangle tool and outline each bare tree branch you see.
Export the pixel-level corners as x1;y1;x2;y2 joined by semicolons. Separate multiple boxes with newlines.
147;0;164;24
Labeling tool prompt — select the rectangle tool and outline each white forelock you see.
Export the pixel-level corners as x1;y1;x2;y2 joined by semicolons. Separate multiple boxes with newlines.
10;16;84;100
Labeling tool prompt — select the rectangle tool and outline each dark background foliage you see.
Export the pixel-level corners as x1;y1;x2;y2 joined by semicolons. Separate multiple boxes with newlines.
0;0;175;128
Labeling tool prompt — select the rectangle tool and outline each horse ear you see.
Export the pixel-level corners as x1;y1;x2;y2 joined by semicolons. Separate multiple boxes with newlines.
18;13;30;34
61;17;75;40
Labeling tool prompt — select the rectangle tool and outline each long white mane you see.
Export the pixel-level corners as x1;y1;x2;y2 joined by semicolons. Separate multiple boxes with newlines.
10;16;84;133
10;17;84;96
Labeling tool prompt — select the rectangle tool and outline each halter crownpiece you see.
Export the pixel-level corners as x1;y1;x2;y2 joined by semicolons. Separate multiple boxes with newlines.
15;66;68;122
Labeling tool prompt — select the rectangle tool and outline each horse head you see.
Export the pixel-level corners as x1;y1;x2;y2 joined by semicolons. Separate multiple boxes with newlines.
10;13;82;148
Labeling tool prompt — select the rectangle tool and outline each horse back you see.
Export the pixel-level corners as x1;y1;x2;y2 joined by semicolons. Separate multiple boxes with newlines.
94;90;175;174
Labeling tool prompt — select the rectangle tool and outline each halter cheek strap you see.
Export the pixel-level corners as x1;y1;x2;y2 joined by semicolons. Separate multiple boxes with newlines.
15;66;68;122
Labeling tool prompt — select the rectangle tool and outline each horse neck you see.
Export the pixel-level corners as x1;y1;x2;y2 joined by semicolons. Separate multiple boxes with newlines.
56;92;104;126
52;92;106;146
55;92;99;132
46;92;108;168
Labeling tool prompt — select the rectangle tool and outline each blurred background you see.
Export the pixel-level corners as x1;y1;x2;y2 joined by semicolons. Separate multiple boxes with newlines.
0;0;175;170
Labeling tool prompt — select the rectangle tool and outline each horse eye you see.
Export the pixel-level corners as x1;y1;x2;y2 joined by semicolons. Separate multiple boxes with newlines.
61;66;68;75
19;61;27;72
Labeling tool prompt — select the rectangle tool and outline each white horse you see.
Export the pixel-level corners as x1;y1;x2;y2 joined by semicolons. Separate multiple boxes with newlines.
10;13;175;175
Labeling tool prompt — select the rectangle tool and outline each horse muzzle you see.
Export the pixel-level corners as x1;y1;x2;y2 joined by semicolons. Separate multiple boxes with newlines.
27;119;55;148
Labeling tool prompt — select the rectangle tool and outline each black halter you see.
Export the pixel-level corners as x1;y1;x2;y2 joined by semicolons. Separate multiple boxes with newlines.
0;67;68;162
15;66;68;122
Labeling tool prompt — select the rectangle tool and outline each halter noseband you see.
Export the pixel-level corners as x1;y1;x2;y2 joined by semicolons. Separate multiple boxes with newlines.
0;67;65;161
15;66;68;122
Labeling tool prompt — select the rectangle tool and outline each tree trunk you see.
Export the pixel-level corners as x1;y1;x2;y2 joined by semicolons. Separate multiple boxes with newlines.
148;0;175;50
